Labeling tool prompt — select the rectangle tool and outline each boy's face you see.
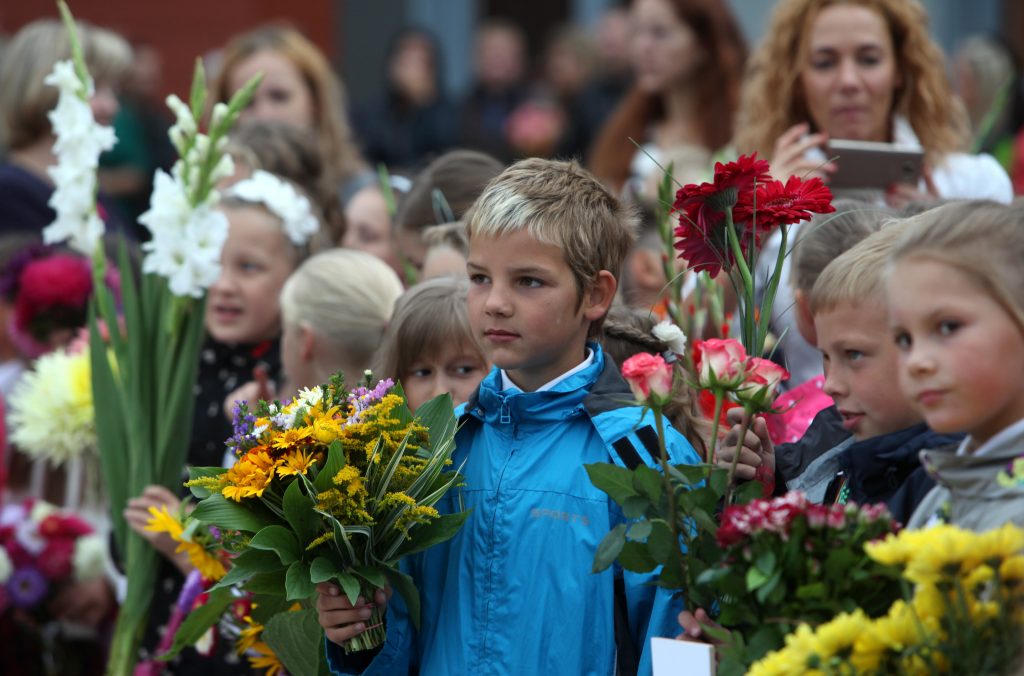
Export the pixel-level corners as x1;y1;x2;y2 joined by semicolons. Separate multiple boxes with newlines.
466;229;614;392
815;299;921;440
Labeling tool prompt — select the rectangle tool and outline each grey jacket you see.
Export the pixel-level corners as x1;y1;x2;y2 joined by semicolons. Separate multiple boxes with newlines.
907;422;1024;531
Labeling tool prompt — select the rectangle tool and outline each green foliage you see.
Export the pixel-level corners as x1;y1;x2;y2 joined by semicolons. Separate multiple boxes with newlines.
262;609;327;676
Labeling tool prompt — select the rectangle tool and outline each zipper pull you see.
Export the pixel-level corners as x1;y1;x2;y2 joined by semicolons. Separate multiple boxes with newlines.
500;399;511;424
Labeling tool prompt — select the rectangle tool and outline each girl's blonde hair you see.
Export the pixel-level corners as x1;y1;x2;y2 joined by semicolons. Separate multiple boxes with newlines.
0;19;131;150
734;0;968;162
889;200;1024;332
600;306;708;457
280;249;403;372
212;25;366;190
374;277;483;383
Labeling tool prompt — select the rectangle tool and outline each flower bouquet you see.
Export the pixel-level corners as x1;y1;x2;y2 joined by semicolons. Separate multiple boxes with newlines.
164;375;466;674
750;523;1024;675
0;499;109;674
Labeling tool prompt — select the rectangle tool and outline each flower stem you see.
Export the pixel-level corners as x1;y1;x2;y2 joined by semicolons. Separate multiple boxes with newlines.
706;390;725;477
724;408;752;505
723;209;755;350
341;604;387;654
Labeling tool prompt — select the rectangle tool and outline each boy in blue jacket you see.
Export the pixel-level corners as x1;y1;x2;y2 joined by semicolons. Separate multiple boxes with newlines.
316;158;701;674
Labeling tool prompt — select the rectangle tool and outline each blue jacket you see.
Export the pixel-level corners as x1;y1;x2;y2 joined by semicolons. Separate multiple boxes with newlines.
327;344;701;675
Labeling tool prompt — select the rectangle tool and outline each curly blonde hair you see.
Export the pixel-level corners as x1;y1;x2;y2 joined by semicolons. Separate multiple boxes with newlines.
734;0;968;161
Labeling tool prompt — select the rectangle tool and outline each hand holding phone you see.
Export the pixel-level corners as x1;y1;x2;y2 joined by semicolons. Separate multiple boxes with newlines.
825;139;925;190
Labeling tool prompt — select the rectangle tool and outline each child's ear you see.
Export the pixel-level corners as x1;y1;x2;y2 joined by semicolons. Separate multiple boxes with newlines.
794;289;817;346
583;271;618;322
300;323;317;362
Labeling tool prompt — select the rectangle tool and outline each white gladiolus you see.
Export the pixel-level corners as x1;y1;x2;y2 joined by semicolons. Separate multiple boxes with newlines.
0;548;12;584
165;94;196;136
210;102;230;128
227;170;320;246
73;534;108;581
652;320;688;356
41;59;117;256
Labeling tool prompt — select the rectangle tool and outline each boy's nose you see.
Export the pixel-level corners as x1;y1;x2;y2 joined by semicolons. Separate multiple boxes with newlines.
822;369;847;399
483;286;512;316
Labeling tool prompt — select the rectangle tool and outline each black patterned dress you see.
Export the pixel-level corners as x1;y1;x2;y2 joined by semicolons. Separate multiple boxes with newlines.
137;337;281;675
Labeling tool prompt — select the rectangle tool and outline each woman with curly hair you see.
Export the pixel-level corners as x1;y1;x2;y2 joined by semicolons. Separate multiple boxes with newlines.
735;0;1011;207
589;0;747;196
212;25;371;212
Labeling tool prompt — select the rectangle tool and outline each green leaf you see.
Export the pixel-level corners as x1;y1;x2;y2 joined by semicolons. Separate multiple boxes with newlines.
283;480;319;546
618;541;658;573
413;393;456;449
262;608;324;676
585;463;638;507
384;567;421;631
754;551;777;576
243;570;289;596
592;523;627;573
394;511;470;559
187;466;227;499
158;587;233;660
632;465;663;503
353;566;389;591
710;466;730;496
310;556;340;584
668;463;709;487
734;479;766;505
646;520;676;564
627;521;652;542
746;566;769;591
188;58;207;122
191;493;272;533
285;560;316;601
209;549;283;591
755;569;783;604
796;582;826;600
251;594;292;625
250;525;301;565
336;570;362;607
314;440;346;492
620;495;651;519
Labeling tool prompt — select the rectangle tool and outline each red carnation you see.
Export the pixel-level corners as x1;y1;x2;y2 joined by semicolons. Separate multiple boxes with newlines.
14;254;93;331
734;175;836;234
38;514;94;539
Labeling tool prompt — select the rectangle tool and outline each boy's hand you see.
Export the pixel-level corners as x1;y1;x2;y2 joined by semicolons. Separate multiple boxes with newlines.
714;408;774;483
316;583;391;646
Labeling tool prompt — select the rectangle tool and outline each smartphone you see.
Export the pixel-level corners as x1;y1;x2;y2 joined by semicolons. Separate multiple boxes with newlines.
824;139;925;190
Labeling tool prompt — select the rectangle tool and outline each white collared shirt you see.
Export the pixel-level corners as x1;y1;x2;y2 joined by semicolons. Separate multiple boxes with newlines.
500;348;595;394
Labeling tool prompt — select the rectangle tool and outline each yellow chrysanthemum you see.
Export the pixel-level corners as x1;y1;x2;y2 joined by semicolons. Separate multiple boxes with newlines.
969;523;1024;568
235;617;263;655
748;624;818;676
144;505;184;540
308;416;344;444
272;427;313;452
912;583;950;621
807;610;869;663
222;450;276;501
276;448;317;477
963;564;995;592
999;554;1024;587
851;601;935;674
902;526;977;584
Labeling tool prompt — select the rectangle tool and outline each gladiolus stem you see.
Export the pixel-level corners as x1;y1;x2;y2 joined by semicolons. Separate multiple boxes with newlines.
724;409;753;506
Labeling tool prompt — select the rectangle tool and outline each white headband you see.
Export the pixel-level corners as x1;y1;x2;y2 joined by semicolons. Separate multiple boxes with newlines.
227;170;320;246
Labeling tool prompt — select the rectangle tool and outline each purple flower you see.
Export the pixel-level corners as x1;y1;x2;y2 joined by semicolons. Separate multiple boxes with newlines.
347;378;395;424
226;402;258;454
176;569;206;613
7;567;49;608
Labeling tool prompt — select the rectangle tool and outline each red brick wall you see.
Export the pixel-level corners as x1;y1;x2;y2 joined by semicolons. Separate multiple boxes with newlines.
1;0;336;102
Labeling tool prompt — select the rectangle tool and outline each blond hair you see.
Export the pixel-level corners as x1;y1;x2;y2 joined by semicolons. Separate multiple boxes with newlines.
281;249;403;373
422;221;469;256
0;20;131;150
888;200;1024;332
791;199;893;294
810;221;907;314
734;0;968;162
212;25;366;189
373;277;483;383
466;158;637;319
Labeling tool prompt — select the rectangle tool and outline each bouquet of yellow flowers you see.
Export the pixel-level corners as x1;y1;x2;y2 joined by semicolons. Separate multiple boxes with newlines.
173;374;466;672
749;523;1024;675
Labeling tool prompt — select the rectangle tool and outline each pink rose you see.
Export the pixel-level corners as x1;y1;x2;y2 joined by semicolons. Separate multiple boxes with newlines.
734;357;790;411
694;339;748;390
621;353;674;407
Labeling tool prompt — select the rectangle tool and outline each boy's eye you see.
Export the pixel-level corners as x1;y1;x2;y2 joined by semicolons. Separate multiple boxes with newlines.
937;320;961;336
845;350;864;362
469;273;490;285
893;332;911;350
518;277;543;288
239;261;264;273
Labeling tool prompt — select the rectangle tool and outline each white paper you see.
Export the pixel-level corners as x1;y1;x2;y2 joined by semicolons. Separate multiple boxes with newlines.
651;637;715;676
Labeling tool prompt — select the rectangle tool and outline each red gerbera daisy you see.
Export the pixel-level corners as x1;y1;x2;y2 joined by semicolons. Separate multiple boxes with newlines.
734;175;836;234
